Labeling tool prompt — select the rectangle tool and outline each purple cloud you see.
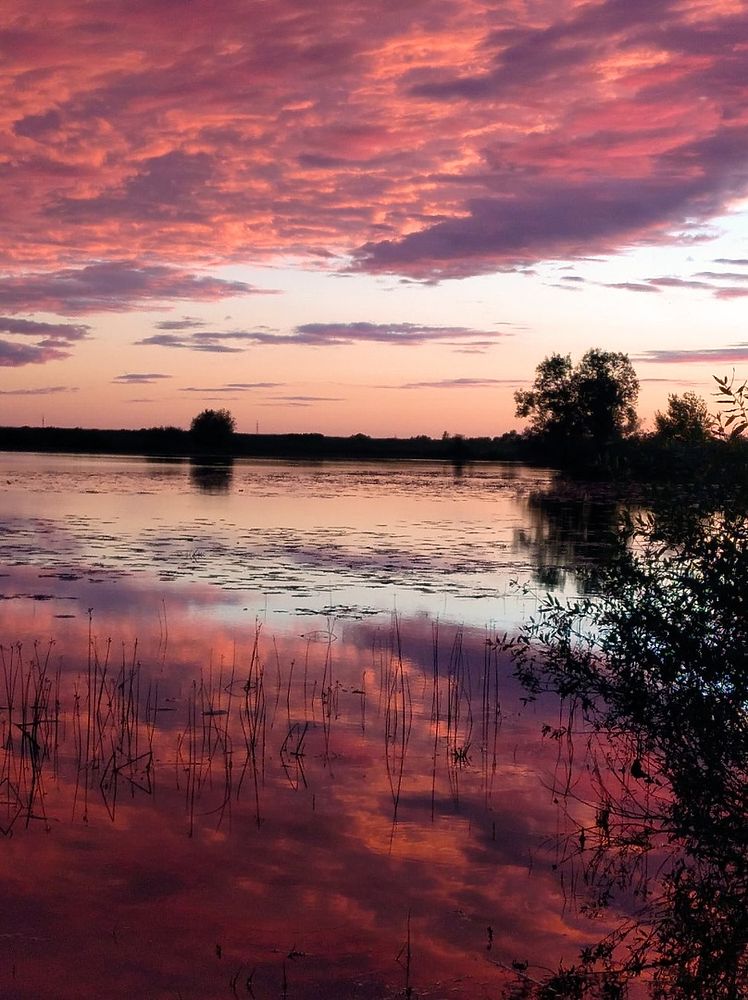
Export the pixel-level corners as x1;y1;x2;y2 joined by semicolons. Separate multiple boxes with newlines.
0;340;70;366
136;333;247;353
637;344;748;364
155;319;208;331
0;385;78;395
137;321;507;351
0;262;273;314
113;373;172;385
648;276;713;290
604;282;661;293
269;395;343;402
180;383;281;392
355;165;735;276
402;377;520;389
694;271;748;282
0;315;88;365
289;322;508;346
0;317;89;339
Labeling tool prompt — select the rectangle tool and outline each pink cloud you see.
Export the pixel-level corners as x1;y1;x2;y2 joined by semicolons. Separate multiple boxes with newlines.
0;1;747;280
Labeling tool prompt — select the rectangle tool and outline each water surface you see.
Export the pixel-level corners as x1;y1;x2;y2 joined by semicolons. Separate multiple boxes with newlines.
0;453;632;998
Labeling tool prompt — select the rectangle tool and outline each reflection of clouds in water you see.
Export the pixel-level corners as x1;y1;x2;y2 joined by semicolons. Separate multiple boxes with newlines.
0;457;643;995
0;607;616;998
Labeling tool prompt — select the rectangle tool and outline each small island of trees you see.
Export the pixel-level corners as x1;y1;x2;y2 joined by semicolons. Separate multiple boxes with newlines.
189;408;236;452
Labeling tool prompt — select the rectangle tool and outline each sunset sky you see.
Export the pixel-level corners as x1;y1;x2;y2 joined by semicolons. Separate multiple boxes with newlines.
2;0;748;436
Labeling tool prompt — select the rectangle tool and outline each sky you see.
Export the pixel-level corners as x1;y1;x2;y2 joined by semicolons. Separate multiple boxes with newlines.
2;0;748;437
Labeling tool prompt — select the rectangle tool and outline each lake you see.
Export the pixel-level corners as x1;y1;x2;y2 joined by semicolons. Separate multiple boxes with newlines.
0;453;637;999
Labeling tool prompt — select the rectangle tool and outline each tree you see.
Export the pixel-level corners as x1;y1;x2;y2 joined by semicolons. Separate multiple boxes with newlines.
189;408;236;450
514;349;639;450
654;391;713;443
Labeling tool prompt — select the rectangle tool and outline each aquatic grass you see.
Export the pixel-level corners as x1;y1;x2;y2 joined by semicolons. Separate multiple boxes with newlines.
236;626;267;828
384;617;413;831
395;910;414;999
479;630;502;809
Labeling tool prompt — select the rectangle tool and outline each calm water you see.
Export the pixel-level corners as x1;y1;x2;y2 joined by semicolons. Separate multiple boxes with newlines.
0;453;629;999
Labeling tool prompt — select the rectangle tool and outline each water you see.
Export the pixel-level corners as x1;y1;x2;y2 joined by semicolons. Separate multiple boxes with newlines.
0;453;630;998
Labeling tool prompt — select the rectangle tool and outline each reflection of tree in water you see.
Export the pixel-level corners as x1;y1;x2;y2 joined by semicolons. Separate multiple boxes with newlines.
514;484;629;592
505;504;747;999
189;458;234;494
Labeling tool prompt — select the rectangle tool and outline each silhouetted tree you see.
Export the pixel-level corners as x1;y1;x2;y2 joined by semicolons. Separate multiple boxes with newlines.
655;392;713;443
515;349;639;454
189;408;236;451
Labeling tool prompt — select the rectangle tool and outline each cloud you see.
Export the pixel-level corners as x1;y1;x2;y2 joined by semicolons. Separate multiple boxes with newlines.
401;377;520;389
268;394;344;403
0;339;71;366
0;385;78;395
3;2;748;278
601;272;748;297
0;314;89;366
694;271;748;282
155;319;208;331
0;262;272;314
180;383;281;392
137;321;507;351
112;373;172;385
136;333;247;353
639;378;709;386
0;317;89;339
648;276;713;290
637;344;748;364
289;322;507;346
604;282;661;294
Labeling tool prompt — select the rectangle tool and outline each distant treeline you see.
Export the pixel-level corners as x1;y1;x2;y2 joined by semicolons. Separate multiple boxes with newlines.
2;423;746;487
0;424;525;463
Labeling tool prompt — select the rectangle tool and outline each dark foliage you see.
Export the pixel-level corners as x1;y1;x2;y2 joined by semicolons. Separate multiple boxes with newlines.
503;504;748;998
0;424;526;463
189;408;236;451
654;392;713;443
714;373;748;439
514;349;639;464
